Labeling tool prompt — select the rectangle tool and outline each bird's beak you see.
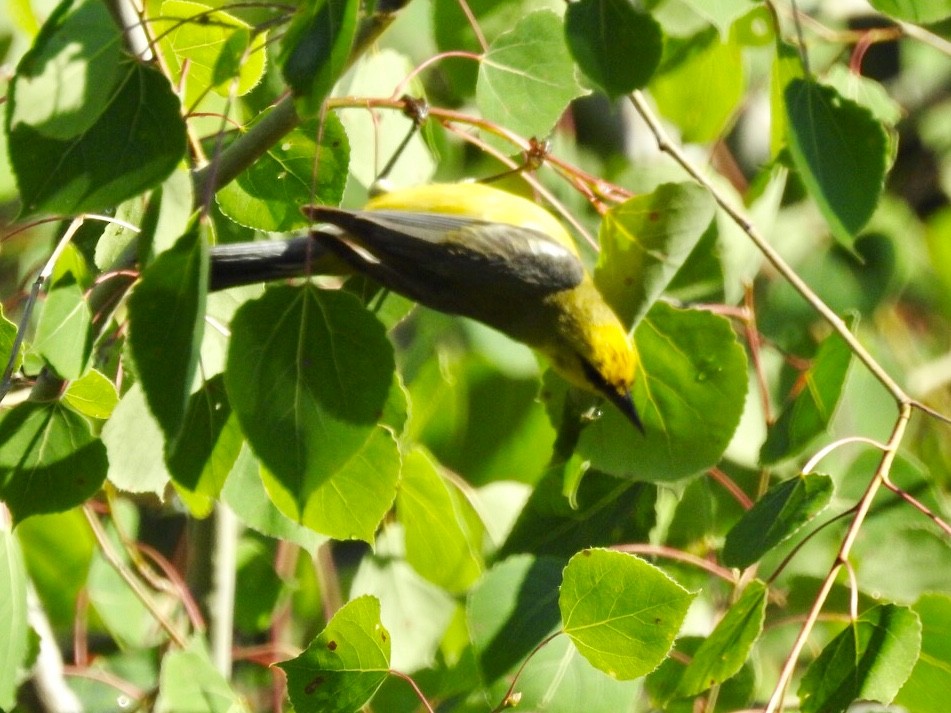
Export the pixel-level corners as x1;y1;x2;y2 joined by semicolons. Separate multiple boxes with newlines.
608;389;644;434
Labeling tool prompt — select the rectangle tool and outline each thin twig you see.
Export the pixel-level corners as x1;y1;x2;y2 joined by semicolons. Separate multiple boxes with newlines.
389;670;436;713
83;504;189;649
613;543;735;582
211;503;240;677
764;402;911;713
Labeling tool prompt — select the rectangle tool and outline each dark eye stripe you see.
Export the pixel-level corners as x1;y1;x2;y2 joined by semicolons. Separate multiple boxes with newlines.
580;356;616;396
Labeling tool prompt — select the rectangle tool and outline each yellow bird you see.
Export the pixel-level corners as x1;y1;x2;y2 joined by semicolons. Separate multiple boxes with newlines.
302;183;642;432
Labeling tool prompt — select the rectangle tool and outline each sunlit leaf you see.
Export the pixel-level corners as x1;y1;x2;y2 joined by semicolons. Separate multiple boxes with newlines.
279;595;390;713
560;548;694;679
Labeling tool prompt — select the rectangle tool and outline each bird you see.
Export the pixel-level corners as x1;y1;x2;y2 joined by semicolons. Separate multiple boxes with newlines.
300;182;643;432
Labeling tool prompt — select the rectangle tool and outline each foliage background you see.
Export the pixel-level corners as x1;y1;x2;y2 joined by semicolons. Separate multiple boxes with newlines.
1;0;951;711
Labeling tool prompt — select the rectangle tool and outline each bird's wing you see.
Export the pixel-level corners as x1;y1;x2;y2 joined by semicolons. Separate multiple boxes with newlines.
308;207;586;295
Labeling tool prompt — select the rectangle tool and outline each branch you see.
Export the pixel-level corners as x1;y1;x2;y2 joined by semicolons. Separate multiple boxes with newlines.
764;402;912;713
627;92;911;407
191;5;408;204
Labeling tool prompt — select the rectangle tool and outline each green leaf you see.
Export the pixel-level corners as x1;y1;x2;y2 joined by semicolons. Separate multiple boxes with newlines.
560;548;695;680
564;0;663;98
676;580;767;696
350;528;456;673
769;40;805;157
798;604;922;713
867;0;951;23
167;374;242;517
409;347;555;486
220;445;325;553
33;279;92;380
127;221;208;443
486;633;642;712
468;554;563;683
261;425;401;542
760;317;855;464
279;595;390;713
0;528;29;711
396;448;483;593
15;510;94;629
477;11;586;147
0;401;107;523
678;0;759;38
499;468;656;559
646;636;756;709
595;182;716;328
896;593;951;713
155;638;249;713
216;109;349;232
650;29;745;143
7;58;187;216
572;303;748;481
63;369;119;420
784;78;888;243
722;474;833;568
432;0;564;100
102;383;171;496
7;0;122;140
153;0;267;109
280;0;358;118
225;285;400;540
0;305;22;377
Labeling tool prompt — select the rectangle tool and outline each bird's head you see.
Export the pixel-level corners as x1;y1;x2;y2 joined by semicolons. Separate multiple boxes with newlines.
546;316;643;433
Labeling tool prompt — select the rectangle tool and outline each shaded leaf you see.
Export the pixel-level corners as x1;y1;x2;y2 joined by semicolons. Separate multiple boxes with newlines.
784;78;888;243
8;58;186;216
651;29;745;143
676;580;767;696
798;604;921;713
167;374;242;517
281;0;358;117
468;554;563;683
102;383;171;496
155;638;249;713
760;317;855;464
226;285;401;541
127;221;208;442
565;0;663;98
867;0;951;23
217;109;349;232
0;529;29;711
895;593;951;713
722;473;833;568
7;0;122;140
33;279;92;380
0;402;107;523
